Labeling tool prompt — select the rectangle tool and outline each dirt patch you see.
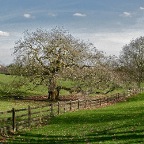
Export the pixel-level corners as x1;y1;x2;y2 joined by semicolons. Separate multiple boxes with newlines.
22;94;105;101
23;95;48;101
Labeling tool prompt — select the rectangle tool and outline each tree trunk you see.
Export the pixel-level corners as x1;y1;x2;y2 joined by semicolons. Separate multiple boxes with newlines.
48;87;60;101
48;76;60;101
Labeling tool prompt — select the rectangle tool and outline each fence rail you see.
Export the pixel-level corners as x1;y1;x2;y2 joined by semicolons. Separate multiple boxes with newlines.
0;88;143;135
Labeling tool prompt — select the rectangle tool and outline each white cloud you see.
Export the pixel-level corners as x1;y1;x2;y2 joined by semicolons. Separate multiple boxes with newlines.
0;31;10;36
73;30;144;56
121;12;131;17
48;13;57;17
140;7;144;10
73;13;86;17
24;13;32;18
0;40;14;65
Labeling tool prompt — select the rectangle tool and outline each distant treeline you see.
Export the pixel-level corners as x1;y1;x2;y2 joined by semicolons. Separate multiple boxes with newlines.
0;65;9;74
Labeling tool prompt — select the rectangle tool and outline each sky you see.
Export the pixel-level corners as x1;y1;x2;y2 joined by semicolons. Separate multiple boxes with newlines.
1;0;144;65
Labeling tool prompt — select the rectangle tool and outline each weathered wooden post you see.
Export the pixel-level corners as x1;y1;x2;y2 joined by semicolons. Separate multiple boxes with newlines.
12;108;16;132
89;100;91;108
64;101;66;113
84;100;87;109
28;106;31;128
70;100;72;111
78;100;80;110
99;99;101;106
58;101;60;115
50;103;54;117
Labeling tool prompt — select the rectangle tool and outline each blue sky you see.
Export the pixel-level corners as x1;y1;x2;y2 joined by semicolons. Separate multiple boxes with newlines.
1;0;144;65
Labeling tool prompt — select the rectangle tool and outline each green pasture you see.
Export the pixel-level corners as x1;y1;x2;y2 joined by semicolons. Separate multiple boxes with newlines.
0;74;125;99
0;74;48;97
0;74;77;97
7;93;144;143
0;100;48;112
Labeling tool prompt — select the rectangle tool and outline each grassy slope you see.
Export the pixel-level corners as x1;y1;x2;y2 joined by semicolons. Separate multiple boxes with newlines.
8;93;144;144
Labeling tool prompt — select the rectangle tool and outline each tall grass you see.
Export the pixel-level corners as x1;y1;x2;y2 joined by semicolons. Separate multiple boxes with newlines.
8;93;144;143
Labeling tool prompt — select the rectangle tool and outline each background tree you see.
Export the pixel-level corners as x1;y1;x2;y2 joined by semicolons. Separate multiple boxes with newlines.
13;28;94;100
62;51;121;94
119;36;144;87
0;64;8;74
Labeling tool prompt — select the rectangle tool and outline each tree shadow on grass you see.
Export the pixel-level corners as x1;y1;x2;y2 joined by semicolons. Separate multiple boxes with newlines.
87;125;144;143
7;109;144;143
50;111;144;126
8;128;144;144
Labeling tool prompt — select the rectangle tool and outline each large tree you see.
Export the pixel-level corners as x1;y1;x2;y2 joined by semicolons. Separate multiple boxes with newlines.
119;36;144;87
13;28;94;100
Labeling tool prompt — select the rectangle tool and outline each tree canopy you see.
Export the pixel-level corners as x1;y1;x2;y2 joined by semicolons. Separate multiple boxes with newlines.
13;28;100;100
11;27;124;100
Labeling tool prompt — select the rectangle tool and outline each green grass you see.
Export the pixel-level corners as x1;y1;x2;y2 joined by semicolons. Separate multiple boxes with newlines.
0;73;14;82
7;93;144;143
0;74;48;97
0;74;76;97
0;74;127;98
0;100;48;111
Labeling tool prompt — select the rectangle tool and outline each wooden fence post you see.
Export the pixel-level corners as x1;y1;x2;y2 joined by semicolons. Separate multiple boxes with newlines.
50;103;54;117
70;100;72;111
12;108;16;132
64;102;66;113
28;106;31;128
84;100;87;108
78;100;80;110
89;100;91;108
58;101;60;115
99;99;101;106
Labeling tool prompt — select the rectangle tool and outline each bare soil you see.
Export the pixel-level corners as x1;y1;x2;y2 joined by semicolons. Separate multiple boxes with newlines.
22;94;105;101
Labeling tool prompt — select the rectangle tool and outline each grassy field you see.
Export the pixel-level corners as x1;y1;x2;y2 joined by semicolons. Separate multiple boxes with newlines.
0;74;48;97
0;73;125;99
7;93;144;144
0;99;49;111
0;74;77;97
0;74;49;111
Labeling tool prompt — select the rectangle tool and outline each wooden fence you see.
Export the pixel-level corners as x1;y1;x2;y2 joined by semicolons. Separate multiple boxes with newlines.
0;88;143;135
